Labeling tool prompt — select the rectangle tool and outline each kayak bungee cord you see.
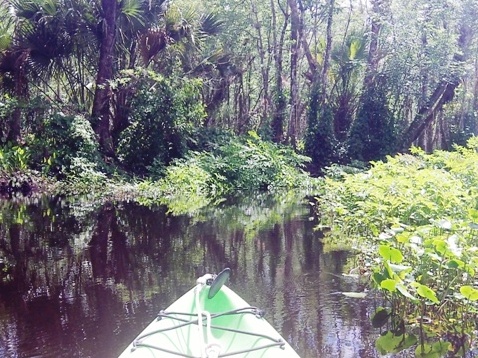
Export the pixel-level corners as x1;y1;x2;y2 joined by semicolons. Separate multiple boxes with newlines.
130;272;287;358
132;340;286;358
130;307;286;357
132;307;268;338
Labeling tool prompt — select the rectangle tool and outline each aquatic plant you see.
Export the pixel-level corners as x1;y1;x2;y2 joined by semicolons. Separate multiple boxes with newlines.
314;138;478;356
371;219;478;356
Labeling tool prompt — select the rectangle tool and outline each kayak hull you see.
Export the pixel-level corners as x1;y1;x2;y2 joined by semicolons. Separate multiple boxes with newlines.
118;283;300;358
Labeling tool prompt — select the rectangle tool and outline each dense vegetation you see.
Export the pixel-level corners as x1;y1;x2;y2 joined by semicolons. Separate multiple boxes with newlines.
314;137;478;356
0;0;477;196
1;1;478;355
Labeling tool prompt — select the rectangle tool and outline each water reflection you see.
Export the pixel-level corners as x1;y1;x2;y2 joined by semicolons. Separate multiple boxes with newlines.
0;194;380;358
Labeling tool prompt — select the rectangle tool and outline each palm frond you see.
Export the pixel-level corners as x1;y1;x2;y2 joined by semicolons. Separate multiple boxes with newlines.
120;0;146;28
199;12;224;37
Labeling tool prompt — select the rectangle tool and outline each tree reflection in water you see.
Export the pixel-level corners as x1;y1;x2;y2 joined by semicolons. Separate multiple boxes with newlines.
1;193;380;358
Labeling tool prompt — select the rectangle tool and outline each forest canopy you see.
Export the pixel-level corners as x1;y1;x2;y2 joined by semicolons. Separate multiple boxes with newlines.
0;0;477;188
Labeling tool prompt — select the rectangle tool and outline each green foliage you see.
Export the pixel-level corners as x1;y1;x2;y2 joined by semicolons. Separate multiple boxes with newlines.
304;85;340;173
348;81;397;162
370;219;478;355
138;154;216;212
28;112;102;178
0;95;18;143
210;131;311;191
138;131;316;213
0;145;38;195
314;138;478;355
116;69;206;175
0;145;29;172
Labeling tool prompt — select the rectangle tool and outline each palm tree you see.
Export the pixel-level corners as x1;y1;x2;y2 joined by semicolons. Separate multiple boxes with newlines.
0;0;101;145
1;0;225;155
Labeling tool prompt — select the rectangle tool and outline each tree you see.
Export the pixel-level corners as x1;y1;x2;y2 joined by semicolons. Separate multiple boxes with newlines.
270;0;288;143
399;1;476;151
305;82;338;174
91;0;119;157
348;80;396;162
330;33;366;141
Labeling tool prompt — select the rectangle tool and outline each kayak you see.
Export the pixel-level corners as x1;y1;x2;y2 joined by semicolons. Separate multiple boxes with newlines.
118;268;301;358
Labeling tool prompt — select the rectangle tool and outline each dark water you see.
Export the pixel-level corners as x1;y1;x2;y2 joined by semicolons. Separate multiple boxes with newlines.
0;194;381;358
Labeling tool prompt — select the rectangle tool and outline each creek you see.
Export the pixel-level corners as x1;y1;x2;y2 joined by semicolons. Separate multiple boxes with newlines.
0;193;381;357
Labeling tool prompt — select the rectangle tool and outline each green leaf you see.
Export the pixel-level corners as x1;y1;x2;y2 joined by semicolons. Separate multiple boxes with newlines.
415;341;451;358
415;344;439;358
414;283;439;304
460;285;478;301
467;208;478;221
396;283;418;301
388;263;412;278
447;259;464;269
376;331;417;354
381;279;397;292
378;245;404;263
372;272;386;286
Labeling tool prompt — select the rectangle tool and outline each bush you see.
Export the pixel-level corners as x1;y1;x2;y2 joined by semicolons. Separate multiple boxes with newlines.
29;112;102;178
138;132;316;211
304;85;340;174
116;70;206;175
347;81;397;162
312;138;478;355
209;131;311;191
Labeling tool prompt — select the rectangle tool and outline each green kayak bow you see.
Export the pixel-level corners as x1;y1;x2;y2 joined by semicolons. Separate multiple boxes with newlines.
118;268;300;358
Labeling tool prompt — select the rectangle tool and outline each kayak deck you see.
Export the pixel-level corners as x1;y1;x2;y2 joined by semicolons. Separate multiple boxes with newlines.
119;272;300;358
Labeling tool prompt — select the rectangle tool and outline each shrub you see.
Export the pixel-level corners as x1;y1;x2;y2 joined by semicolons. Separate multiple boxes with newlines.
29;112;102;178
137;132;316;211
304;85;340;174
347;81;397;162
116;70;206;175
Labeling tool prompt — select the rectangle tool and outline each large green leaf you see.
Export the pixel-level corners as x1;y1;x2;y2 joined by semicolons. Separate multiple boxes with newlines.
375;331;417;355
381;279;397;292
413;283;439;304
378;245;404;263
460;285;478;301
396;282;418;301
415;341;451;358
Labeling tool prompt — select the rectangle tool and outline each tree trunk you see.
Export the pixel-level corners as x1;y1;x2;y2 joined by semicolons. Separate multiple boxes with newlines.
400;21;473;152
91;0;118;157
286;0;300;148
320;0;335;102
472;52;478;114
400;81;458;151
6;51;29;144
270;0;288;143
364;0;386;87
249;1;270;130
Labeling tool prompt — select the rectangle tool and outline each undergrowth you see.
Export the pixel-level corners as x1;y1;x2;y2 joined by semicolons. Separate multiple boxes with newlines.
137;131;318;213
314;137;478;357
